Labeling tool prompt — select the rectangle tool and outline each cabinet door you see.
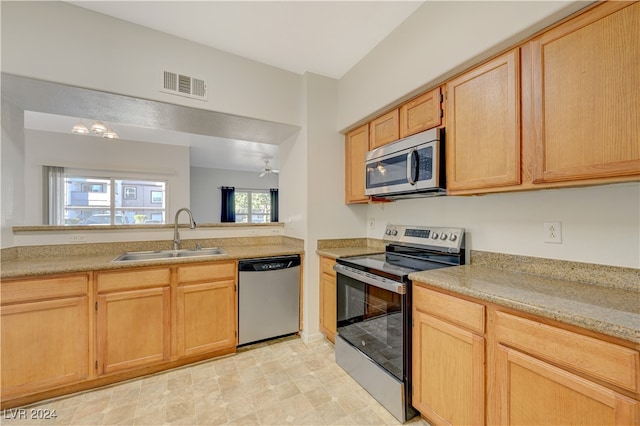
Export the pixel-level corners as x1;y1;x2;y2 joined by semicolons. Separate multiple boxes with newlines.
370;109;400;149
495;345;639;425
1;296;89;399
345;124;370;204
412;310;485;426
320;272;337;343
400;87;442;138
446;49;521;192
176;280;236;357
530;2;640;184
97;287;170;375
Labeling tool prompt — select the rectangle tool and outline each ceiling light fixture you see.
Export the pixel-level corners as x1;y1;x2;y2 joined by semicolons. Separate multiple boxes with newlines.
91;122;107;134
71;120;118;139
102;128;119;139
71;123;90;134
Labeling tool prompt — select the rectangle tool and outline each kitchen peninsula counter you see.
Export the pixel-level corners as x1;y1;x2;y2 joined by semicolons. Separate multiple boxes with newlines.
410;252;640;344
1;237;304;279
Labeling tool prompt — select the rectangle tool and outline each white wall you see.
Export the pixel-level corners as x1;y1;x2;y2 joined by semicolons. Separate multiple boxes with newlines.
366;183;640;268
23;129;190;225
302;72;369;340
190;166;278;224
1;100;26;248
337;1;591;130
1;1;302;127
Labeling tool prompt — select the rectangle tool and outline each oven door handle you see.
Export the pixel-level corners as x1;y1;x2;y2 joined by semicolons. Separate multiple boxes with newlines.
334;264;405;295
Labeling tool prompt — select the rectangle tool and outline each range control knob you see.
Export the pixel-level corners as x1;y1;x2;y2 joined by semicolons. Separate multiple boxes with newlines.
392;229;398;236
431;232;439;239
449;233;458;241
385;229;392;235
440;233;448;240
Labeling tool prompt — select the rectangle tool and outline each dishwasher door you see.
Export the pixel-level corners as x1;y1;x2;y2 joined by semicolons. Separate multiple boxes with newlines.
238;255;301;346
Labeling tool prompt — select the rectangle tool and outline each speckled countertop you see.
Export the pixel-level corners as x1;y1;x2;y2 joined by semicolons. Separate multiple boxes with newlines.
1;236;304;279
410;258;640;344
315;237;385;259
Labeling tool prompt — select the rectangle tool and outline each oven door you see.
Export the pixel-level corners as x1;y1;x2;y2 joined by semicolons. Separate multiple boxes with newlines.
335;264;406;381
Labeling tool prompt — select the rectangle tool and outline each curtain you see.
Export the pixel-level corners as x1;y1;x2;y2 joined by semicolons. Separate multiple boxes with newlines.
270;188;279;223
43;166;65;225
220;186;236;222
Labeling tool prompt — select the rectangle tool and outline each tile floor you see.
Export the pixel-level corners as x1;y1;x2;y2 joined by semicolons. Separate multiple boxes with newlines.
1;337;430;426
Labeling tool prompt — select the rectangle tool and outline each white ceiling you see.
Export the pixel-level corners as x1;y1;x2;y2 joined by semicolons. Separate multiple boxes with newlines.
66;1;424;79
23;1;425;173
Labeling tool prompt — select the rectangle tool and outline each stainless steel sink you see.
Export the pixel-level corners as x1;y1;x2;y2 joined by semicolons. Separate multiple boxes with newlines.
112;247;227;262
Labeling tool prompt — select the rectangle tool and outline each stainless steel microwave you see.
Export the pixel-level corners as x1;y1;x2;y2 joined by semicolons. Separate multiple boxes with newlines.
365;128;445;199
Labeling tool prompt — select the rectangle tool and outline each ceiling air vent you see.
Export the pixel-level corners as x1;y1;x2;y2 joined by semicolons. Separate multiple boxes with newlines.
161;71;207;101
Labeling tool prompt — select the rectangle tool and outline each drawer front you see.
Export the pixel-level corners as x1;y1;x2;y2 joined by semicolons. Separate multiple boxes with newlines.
97;268;171;293
1;274;89;305
177;261;236;284
495;311;640;393
321;257;337;277
413;284;485;334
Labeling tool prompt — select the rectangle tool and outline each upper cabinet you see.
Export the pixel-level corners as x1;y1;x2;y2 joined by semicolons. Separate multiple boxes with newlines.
446;50;521;193
529;2;640;185
400;87;443;139
345;124;370;204
370;109;400;150
343;1;639;201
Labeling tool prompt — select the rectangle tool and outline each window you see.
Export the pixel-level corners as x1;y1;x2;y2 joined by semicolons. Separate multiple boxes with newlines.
235;190;271;223
46;168;168;226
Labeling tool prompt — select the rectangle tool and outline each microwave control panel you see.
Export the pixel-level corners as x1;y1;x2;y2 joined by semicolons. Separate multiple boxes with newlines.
383;224;464;251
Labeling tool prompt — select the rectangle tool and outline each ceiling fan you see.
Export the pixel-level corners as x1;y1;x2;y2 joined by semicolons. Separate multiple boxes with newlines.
259;159;279;177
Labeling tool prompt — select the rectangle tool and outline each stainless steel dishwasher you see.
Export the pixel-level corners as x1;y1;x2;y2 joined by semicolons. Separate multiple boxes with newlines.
238;255;301;346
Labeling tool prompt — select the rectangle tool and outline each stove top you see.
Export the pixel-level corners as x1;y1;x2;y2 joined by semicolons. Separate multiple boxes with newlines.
336;224;466;281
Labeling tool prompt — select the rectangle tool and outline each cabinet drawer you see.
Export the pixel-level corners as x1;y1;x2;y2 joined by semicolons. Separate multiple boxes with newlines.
413;284;485;334
177;261;236;284
1;274;89;305
495;311;640;393
321;257;337;277
97;268;171;293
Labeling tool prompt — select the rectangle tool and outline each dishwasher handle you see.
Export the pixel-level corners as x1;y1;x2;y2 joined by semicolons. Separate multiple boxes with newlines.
238;255;301;272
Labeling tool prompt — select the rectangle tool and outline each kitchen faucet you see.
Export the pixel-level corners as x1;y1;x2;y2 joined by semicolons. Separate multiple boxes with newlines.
173;208;196;250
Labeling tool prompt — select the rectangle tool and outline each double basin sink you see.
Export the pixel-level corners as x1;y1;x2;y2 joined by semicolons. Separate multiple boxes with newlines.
112;247;227;262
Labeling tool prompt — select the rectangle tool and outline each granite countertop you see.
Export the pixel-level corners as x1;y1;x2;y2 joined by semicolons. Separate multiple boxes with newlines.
315;237;385;259
410;265;640;344
1;239;303;279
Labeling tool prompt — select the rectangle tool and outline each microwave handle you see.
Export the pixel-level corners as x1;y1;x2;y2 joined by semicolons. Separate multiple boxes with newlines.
407;149;418;185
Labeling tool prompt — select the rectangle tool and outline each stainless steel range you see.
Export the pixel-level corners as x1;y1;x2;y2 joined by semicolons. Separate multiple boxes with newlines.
333;224;465;422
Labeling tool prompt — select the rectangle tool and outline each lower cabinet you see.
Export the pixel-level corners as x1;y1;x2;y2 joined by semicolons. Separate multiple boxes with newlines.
412;284;485;426
1;274;90;400
319;256;337;343
96;268;171;375
412;282;640;426
490;310;640;425
176;262;237;356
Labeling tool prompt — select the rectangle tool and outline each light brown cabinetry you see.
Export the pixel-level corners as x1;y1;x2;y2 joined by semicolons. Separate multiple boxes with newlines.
1;274;91;400
529;1;640;185
412;285;485;425
490;310;640;425
96;268;171;375
369;109;400;150
176;262;237;357
445;49;521;193
319;256;337;343
345;124;370;204
400;87;443;139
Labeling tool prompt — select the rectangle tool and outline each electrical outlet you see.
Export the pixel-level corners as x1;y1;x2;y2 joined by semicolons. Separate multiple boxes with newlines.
368;218;376;229
544;222;562;244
